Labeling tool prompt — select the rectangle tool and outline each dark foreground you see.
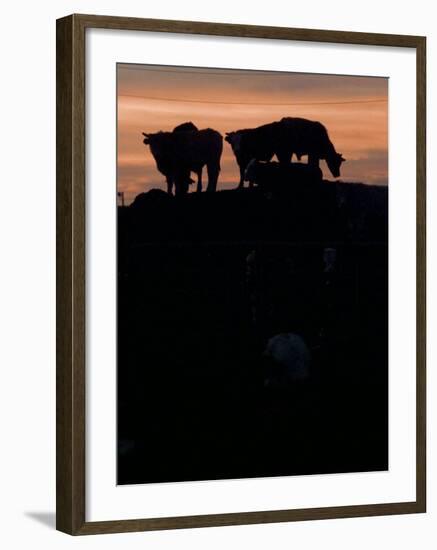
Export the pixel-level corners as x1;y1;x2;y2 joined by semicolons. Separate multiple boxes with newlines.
117;179;388;484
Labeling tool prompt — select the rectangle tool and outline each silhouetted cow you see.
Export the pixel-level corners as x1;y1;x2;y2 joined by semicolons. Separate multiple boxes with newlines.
225;122;279;188
278;117;345;177
226;118;345;188
143;128;223;195
142;122;201;195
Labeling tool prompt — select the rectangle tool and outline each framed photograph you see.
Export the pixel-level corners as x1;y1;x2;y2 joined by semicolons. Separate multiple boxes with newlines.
56;14;426;535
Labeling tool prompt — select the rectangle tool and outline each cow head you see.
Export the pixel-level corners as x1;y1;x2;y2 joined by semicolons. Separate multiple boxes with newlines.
141;131;175;179
326;152;346;178
142;131;168;145
225;131;243;154
141;131;172;156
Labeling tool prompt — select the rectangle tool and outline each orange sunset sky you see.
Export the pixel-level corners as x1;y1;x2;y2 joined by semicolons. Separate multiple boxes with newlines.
117;64;388;204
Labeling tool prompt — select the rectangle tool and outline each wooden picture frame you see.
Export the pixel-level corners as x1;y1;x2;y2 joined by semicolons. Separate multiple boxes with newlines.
56;13;426;535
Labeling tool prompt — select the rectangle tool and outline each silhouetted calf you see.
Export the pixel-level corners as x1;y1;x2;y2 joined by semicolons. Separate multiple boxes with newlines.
244;160;322;190
143;127;222;195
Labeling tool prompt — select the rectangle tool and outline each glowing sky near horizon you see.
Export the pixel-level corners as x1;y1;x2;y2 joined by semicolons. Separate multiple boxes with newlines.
117;64;388;204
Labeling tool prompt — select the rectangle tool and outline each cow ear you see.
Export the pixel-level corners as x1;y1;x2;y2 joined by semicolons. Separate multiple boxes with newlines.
142;132;149;137
340;154;346;162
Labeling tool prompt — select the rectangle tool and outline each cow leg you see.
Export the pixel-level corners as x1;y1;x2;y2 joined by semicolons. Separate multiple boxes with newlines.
237;164;245;188
196;169;202;193
175;169;191;196
175;179;187;196
206;164;220;192
308;155;320;168
166;176;173;195
277;150;291;164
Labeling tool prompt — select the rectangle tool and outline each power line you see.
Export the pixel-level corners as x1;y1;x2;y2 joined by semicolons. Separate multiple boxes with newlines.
118;94;387;107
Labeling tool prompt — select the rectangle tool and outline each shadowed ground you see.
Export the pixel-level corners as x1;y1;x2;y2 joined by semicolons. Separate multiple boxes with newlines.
117;178;388;484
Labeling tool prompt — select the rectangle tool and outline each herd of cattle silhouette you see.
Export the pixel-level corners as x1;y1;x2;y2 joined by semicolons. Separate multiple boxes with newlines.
142;118;345;195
